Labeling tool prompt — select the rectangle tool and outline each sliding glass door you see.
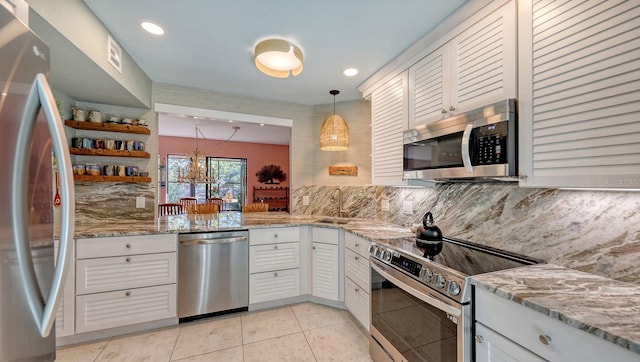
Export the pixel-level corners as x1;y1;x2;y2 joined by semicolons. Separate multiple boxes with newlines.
207;158;247;211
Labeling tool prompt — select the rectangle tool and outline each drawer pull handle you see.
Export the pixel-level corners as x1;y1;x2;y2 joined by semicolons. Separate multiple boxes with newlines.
539;335;551;346
274;272;278;277
355;256;359;261
355;288;360;292
274;245;278;250
125;291;131;297
126;243;131;249
475;335;484;344
274;234;278;238
312;246;316;250
355;243;359;247
126;257;131;262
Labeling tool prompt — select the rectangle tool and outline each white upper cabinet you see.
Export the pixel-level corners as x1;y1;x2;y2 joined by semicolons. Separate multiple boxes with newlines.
518;0;640;188
408;0;516;128
371;71;408;185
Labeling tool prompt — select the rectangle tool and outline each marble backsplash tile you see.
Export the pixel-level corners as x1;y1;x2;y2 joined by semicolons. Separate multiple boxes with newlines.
74;182;155;223
291;183;640;284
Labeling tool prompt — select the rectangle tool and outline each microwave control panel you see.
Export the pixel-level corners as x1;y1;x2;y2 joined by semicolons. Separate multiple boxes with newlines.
473;122;508;165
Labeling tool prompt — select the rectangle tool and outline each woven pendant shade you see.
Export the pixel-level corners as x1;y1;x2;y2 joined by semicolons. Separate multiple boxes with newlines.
320;90;349;151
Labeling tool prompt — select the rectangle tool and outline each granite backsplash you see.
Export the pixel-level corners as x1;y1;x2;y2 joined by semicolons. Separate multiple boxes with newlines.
291;184;640;284
74;182;155;223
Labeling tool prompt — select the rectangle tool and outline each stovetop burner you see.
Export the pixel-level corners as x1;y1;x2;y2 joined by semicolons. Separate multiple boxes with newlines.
369;236;541;304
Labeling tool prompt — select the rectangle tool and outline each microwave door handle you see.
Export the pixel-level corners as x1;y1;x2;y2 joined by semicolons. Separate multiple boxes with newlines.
461;124;474;173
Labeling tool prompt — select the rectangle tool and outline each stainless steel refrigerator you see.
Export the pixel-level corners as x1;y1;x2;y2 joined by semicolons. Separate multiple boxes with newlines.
0;7;75;361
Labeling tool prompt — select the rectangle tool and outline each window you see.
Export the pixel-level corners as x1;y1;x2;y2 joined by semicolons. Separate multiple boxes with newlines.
166;154;247;209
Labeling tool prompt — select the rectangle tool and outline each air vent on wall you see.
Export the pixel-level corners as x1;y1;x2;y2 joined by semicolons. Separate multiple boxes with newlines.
107;34;122;73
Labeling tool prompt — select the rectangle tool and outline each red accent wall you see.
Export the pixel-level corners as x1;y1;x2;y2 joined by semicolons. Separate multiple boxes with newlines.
159;136;290;204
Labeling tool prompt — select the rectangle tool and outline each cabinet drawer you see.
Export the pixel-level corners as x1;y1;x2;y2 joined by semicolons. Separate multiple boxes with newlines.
344;232;370;258
475;287;638;362
75;284;176;333
76;252;176;295
249;227;300;245
249;242;300;273
345;277;369;331
249;268;300;304
345;248;369;290
312;227;339;245
76;234;177;259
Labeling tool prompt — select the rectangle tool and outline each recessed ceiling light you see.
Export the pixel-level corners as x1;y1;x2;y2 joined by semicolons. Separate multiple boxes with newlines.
228;120;233;123
343;68;359;77
260;123;265;126
141;21;165;35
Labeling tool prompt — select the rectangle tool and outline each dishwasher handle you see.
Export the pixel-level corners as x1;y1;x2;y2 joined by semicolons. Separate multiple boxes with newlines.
180;236;248;246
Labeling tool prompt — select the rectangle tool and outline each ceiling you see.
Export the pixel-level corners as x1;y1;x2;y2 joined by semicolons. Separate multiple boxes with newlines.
82;0;467;106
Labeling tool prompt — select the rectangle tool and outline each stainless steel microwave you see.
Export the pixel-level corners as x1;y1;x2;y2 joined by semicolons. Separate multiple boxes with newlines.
403;99;517;181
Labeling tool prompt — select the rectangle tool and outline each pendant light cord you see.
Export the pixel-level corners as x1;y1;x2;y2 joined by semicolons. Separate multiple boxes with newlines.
195;125;241;147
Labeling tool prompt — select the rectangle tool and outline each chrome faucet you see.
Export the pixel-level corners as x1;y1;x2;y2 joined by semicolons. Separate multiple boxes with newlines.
332;187;346;218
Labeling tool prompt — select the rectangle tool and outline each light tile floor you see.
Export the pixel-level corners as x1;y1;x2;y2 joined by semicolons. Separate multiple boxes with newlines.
56;303;372;362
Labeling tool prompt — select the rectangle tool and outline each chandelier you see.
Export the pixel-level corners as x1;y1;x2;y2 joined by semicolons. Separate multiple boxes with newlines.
177;126;215;184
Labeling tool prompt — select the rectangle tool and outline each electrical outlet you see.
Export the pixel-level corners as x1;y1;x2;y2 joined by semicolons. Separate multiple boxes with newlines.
302;195;310;206
381;199;390;211
402;200;413;214
136;196;145;208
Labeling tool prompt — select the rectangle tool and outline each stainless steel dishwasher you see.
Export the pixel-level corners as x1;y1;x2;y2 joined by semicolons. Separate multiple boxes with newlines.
178;230;249;320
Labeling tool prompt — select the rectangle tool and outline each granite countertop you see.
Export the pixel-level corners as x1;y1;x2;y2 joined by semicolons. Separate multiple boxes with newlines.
470;263;640;354
72;212;639;355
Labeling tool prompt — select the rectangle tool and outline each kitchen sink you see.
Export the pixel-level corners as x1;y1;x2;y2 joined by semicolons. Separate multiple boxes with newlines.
315;217;350;225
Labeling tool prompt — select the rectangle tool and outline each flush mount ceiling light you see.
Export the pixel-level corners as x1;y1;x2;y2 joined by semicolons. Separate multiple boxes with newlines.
254;38;304;78
141;21;165;35
320;90;349;151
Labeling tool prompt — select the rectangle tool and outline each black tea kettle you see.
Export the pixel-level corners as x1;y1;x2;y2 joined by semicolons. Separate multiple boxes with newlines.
415;212;443;259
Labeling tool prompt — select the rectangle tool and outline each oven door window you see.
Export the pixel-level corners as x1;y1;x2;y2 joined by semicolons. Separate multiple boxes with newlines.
371;268;457;361
403;132;464;171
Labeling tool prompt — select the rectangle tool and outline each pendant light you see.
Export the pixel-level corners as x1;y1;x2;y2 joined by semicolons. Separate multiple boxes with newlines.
320;90;349;151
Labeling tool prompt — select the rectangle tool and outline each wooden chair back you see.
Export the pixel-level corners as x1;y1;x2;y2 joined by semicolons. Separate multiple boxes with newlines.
187;203;220;214
179;197;197;209
158;203;183;216
207;197;225;210
242;202;269;213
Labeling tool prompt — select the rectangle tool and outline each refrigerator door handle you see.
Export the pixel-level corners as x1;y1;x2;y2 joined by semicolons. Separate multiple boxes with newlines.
11;74;75;338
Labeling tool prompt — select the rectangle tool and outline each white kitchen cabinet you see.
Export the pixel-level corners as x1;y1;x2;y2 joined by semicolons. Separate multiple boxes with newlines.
408;0;516;128
474;287;638;362
343;232;370;331
249;227;302;304
76;284;176;333
54;239;75;338
310;228;341;301
74;234;178;334
475;322;544;362
249;268;301;304
371;71;408;185
518;0;640;189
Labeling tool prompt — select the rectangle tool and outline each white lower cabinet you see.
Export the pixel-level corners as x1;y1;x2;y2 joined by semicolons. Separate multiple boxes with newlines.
311;241;339;300
74;234;178;335
55;239;75;338
249;269;301;304
249;227;302;304
76;284;176;333
344;232;370;330
474;287;638;362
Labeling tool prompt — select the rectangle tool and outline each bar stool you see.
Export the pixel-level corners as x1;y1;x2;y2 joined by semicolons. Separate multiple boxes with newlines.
242;202;269;213
158;203;183;216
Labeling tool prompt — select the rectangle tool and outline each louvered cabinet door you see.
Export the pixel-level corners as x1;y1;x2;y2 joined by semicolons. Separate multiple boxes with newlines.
76;284;176;333
519;0;640;188
76;252;176;295
311;242;340;301
371;71;408;185
450;0;516;114
249;242;300;273
408;46;450;128
249;269;300;304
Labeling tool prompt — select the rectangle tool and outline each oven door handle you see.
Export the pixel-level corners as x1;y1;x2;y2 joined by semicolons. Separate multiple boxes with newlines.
371;262;461;317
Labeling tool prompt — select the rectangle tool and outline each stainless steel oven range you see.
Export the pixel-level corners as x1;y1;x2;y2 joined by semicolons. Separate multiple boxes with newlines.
368;237;539;362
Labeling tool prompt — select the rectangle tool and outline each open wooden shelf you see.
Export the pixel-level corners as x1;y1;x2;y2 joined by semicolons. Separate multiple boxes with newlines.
74;175;152;183
65;120;151;135
69;148;150;159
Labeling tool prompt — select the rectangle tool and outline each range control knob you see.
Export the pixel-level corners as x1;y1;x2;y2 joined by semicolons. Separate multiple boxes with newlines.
448;281;461;296
434;274;446;288
420;268;433;282
368;243;376;255
382;249;392;262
